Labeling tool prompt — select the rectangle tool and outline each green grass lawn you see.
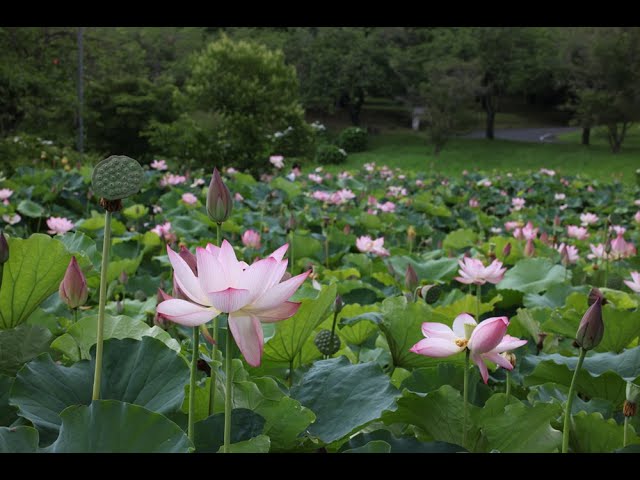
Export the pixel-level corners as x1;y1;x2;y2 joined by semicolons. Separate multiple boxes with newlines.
315;130;640;184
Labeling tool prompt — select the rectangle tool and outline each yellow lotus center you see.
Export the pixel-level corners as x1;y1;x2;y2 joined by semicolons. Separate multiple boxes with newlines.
455;338;468;348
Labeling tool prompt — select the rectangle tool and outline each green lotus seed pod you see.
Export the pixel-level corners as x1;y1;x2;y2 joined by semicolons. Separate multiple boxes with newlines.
92;155;144;200
314;329;341;356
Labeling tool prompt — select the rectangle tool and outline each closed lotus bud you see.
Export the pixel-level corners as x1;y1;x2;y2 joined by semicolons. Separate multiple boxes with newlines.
334;295;344;314
0;230;8;265
539;231;550;245
576;288;605;350
59;256;88;309
405;264;419;291
553;215;561;228
119;270;128;285
206;167;232;223
502;242;511;259
524;238;535;257
116;299;124;314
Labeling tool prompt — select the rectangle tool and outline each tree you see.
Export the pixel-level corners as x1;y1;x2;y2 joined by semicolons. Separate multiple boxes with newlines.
285;27;395;126
562;27;640;153
183;35;309;172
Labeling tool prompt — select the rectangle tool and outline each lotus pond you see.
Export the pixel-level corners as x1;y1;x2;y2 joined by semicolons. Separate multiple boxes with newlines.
0;155;639;453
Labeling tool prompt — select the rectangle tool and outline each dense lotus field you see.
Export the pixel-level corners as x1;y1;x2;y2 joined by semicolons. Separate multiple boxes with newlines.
1;154;640;453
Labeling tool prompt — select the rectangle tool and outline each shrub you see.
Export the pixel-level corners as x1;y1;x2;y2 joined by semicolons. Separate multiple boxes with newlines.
337;126;368;153
268;118;316;159
315;144;348;165
184;36;307;173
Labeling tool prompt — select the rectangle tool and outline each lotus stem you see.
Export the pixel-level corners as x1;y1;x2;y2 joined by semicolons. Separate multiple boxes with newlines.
463;348;470;448
92;210;111;400
188;326;199;443
209;223;222;416
224;329;234;453
562;347;586;453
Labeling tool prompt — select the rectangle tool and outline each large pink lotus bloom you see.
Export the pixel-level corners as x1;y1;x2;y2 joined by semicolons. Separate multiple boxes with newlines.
242;229;261;249
157;240;309;367
580;213;598;226
356;236;390;257
567;225;589;240
47;216;74;235
624;272;640;293
150;159;168;171
410;313;527;383
455;257;506;285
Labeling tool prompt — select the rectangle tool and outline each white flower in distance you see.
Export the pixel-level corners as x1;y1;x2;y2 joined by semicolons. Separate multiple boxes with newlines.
157;241;310;367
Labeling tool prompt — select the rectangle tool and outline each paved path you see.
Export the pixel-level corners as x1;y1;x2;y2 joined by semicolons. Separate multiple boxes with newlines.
463;127;580;143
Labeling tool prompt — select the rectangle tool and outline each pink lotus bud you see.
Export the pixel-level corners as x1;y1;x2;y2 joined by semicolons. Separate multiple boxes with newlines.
206;167;232;223
334;295;344;314
405;264;419;291
524;238;535;257
119;270;128;284
539;232;550;245
576;288;605;350
502;242;511;259
59;256;88;309
241;230;262;249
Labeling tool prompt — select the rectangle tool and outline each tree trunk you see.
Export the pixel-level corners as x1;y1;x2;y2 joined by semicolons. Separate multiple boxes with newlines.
581;127;590;145
482;94;496;140
485;110;495;140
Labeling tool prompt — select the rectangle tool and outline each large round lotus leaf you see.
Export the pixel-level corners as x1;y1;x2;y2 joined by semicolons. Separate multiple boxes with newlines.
91;155;143;200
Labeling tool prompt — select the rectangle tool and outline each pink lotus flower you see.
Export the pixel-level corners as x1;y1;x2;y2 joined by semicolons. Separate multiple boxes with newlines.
0;189;13;203
539;168;556;176
160;173;187;187
514;221;538;241
59;256;88;309
504;221;521;232
226;167;238;176
378;201;396;213
415;179;424;187
242;229;261;249
47;216;74;235
269;155;285;169
234;193;244;202
152;205;163;214
364;162;376;173
338;171;353;180
556;243;579;264
554;193;566;201
634;211;640;224
387;186;407;198
624;272;640;293
610;225;626;236
308;173;323;184
469;198;479;208
511;197;526;211
181;193;198;205
587;243;608;260
2;213;21;225
151;222;175;243
610;234;636;260
156;241;309;367
567;225;589;240
312;191;330;202
410;313;527;383
479;179;492;187
191;178;206;188
150;159;168;171
580;213;598;226
455;257;506;285
356;236;390;257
